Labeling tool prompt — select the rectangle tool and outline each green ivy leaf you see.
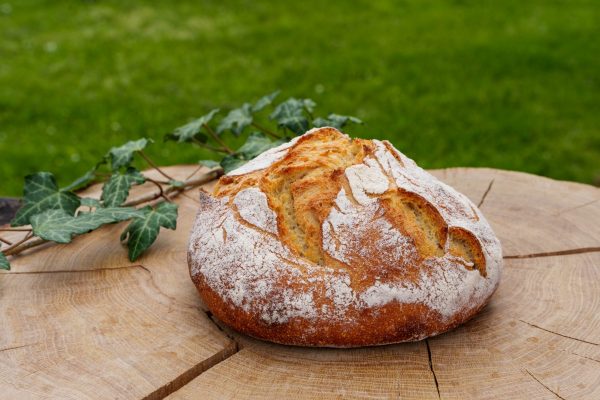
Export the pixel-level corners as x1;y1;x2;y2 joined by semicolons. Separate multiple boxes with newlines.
312;117;329;127
220;155;247;174
101;168;146;208
31;207;145;244
238;132;286;159
62;167;97;192
313;114;363;129
165;109;219;143
106;138;151;171
220;133;286;174
80;198;102;208
270;98;311;135
302;98;317;114
0;252;9;270
217;103;253;136
11;172;80;226
198;159;220;168
252;91;280;112
120;202;178;261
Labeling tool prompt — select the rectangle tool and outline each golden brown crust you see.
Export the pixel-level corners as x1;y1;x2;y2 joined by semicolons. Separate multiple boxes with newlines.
189;127;502;347
191;271;492;347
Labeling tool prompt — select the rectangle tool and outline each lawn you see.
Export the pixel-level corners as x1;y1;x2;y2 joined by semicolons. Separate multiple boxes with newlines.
1;0;598;196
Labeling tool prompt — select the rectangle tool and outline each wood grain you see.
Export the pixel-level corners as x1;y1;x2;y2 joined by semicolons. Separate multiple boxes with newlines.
2;167;599;399
168;168;600;400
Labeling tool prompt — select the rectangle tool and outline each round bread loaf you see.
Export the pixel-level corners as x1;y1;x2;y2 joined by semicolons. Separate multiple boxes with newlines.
188;127;502;347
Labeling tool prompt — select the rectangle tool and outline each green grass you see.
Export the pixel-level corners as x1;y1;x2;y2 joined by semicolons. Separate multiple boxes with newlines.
1;0;598;196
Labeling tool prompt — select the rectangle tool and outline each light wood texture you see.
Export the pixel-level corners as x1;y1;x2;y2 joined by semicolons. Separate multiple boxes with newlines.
0;166;235;400
168;168;600;400
2;167;599;399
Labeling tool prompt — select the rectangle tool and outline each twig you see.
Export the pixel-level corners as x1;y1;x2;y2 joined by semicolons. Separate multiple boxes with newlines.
3;236;46;256
0;228;32;232
0;236;12;245
145;178;171;203
124;168;221;207
139;151;175;181
202;124;235;154
3;231;34;256
191;138;230;154
251;122;282;139
184;164;204;180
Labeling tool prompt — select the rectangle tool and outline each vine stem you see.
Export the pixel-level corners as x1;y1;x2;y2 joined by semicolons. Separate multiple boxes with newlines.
191;138;230;154
139;151;175;181
0;228;32;232
145;177;171;203
203;124;235;154
1;168;222;259
185;164;204;180
251;122;282;139
3;231;33;256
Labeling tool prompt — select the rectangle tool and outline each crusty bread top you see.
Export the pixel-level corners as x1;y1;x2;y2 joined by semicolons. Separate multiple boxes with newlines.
190;127;502;332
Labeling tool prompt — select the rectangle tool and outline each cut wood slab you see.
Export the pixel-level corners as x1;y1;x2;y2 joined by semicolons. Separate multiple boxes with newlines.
2;167;599;399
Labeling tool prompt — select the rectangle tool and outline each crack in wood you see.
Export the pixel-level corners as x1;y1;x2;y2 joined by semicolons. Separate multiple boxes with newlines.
139;308;241;400
0;342;40;352
204;310;240;346
426;339;441;400
523;369;566;400
141;342;238;400
136;310;241;399
560;348;600;364
519;319;599;346
478;179;494;208
504;246;600;259
570;351;600;364
554;198;599;216
0;264;151;275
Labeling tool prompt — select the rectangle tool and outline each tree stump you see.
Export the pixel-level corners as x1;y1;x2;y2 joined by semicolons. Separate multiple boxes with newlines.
1;166;598;399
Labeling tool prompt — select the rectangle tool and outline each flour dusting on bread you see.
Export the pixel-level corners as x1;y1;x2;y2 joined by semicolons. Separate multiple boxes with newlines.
345;158;389;205
188;127;503;346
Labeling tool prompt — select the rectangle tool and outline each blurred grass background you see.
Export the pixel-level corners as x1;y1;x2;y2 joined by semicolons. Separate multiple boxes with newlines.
1;0;598;196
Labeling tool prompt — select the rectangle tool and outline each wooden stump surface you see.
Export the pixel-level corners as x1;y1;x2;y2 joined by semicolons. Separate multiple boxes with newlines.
1;166;599;399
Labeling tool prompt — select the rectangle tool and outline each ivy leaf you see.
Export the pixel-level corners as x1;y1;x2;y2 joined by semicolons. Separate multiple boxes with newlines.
270;98;310;135
106;138;151;170
220;155;247;174
0;252;9;270
217;103;253;136
198;159;220;168
101;168;146;208
165;109;219;143
238;132;285;159
313;114;363;129
220;133;286;174
120;202;178;261
11;172;80;226
302;98;317;114
62;167;97;192
80;198;102;208
312;117;330;127
31;207;145;243
252;91;280;112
